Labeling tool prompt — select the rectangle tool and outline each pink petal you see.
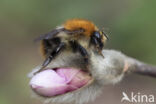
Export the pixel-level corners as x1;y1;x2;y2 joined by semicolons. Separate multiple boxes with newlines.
56;68;80;83
69;70;91;88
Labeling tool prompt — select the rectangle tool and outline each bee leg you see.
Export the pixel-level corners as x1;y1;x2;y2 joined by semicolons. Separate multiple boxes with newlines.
69;40;89;68
79;45;89;65
35;42;66;74
90;35;104;57
42;42;65;68
90;35;99;49
97;40;105;58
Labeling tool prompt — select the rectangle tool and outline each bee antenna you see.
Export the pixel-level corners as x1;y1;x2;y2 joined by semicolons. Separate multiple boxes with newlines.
102;30;109;41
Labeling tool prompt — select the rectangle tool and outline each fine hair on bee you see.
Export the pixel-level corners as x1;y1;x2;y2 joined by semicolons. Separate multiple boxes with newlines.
35;18;109;73
29;49;125;104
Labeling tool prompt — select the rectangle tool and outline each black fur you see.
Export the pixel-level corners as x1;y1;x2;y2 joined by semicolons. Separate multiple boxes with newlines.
42;37;61;56
70;40;89;64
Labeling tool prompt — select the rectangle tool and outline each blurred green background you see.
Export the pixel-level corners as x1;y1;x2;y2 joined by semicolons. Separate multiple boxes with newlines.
0;0;156;104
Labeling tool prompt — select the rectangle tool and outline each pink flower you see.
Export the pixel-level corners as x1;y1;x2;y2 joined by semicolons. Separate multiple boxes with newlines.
30;68;91;97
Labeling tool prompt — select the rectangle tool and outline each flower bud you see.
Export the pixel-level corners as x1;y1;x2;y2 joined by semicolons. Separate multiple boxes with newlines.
30;68;91;97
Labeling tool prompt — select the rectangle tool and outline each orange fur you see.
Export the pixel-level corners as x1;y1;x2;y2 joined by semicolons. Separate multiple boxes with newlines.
40;40;46;57
64;19;97;37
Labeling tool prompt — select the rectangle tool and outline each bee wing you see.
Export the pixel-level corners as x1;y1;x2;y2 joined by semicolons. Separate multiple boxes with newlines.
34;27;84;42
34;27;65;42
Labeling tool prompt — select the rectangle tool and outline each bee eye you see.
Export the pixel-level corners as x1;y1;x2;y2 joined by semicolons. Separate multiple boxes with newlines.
93;31;101;39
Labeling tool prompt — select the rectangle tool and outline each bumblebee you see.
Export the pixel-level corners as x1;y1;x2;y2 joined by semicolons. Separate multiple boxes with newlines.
36;18;108;72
